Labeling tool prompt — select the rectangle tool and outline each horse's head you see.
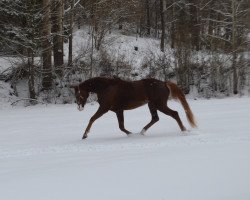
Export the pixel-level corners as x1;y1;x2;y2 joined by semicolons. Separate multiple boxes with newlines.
70;85;89;111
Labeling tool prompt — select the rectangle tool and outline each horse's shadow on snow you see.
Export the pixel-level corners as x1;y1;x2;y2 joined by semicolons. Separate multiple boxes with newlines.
81;129;199;145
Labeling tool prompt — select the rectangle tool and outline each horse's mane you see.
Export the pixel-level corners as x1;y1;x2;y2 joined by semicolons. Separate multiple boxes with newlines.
80;77;121;93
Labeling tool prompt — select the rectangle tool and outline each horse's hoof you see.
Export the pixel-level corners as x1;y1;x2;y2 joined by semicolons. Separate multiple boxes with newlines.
140;129;146;135
181;127;187;132
127;132;132;137
82;135;87;140
180;129;190;136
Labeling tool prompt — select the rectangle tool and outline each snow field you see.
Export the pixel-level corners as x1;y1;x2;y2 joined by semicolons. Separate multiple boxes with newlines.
0;98;250;200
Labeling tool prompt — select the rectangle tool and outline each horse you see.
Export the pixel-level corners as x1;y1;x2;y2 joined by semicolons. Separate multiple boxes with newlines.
71;77;197;139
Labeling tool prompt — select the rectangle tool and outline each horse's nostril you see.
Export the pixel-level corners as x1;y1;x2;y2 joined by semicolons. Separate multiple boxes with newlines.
74;100;76;103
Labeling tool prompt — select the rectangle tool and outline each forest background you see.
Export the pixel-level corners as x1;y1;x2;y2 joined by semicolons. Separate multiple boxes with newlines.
0;0;249;105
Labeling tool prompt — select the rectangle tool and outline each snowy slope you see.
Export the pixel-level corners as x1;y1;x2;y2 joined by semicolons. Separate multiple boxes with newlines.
0;98;250;200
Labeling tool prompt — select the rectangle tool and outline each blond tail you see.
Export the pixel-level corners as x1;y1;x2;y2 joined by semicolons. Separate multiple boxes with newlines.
166;82;197;128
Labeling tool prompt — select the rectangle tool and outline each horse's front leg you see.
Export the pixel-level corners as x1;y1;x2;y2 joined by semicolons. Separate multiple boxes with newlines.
82;107;108;139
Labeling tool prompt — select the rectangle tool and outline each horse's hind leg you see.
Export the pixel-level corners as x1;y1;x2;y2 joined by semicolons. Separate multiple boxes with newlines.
157;105;186;131
140;102;159;135
116;110;132;135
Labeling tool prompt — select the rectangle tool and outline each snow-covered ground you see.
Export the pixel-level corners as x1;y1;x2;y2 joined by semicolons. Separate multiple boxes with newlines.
0;97;250;200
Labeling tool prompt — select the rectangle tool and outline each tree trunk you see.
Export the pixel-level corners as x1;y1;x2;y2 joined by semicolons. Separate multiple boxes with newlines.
68;0;74;67
189;0;200;51
26;0;36;102
28;49;36;102
146;0;150;36
154;0;158;38
232;51;238;94
207;1;215;50
232;0;238;94
170;1;175;48
42;0;52;90
160;0;165;52
52;0;64;76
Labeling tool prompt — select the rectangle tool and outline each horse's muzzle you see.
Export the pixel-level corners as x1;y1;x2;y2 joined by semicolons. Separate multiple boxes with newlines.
78;105;84;111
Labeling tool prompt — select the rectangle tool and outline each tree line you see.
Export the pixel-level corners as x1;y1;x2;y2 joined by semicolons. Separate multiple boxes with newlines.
0;0;249;103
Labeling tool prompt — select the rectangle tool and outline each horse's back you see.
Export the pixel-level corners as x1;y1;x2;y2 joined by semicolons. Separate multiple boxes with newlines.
95;77;170;111
108;79;146;110
142;78;170;102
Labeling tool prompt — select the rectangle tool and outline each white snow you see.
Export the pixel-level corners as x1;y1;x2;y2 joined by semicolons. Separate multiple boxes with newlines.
1;98;250;200
68;28;164;70
0;57;14;74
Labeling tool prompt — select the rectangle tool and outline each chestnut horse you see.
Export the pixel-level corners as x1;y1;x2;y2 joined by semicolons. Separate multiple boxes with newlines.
71;77;197;139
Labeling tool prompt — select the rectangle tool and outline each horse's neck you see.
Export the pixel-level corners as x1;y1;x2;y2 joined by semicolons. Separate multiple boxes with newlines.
89;78;114;93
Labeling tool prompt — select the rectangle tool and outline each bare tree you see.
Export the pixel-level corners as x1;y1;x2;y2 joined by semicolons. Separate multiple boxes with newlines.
0;0;39;101
189;0;200;51
51;0;64;76
42;0;53;90
160;0;165;52
205;0;249;94
145;0;151;36
68;0;75;67
26;1;37;100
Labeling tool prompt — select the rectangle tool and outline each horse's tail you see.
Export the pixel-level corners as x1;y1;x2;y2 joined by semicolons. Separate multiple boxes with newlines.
166;82;197;128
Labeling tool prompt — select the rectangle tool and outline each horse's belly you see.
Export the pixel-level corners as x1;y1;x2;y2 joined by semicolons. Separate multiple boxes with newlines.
124;100;148;110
